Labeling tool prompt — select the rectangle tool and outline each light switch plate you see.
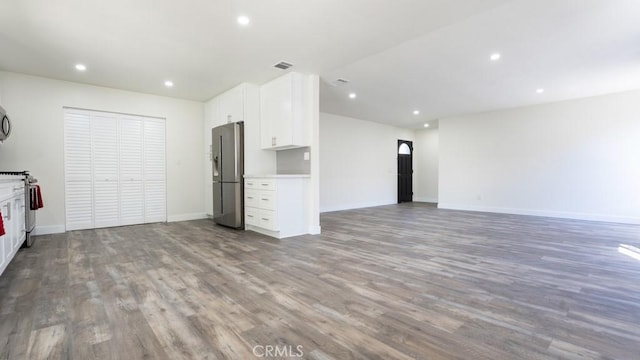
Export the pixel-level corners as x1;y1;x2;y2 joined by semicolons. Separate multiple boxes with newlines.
303;151;310;161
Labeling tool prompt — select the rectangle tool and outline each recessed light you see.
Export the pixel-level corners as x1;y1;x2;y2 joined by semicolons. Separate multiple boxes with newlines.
164;80;174;88
413;110;420;115
423;123;430;128
75;64;86;71
490;53;501;61
237;15;250;26
348;93;357;99
536;88;544;94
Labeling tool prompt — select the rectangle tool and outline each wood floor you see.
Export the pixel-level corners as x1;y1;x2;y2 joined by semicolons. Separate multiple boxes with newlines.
1;203;640;359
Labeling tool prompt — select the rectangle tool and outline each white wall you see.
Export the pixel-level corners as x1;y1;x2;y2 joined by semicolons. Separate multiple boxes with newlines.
439;89;640;224
413;128;439;203
0;71;205;234
320;112;414;212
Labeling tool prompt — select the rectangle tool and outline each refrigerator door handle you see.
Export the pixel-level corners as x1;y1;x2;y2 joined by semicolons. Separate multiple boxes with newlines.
213;134;222;178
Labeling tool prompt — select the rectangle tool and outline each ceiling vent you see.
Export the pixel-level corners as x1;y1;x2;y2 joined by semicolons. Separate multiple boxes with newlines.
330;78;350;86
274;61;294;70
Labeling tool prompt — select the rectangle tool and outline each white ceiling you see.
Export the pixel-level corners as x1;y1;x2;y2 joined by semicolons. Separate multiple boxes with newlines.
1;0;639;128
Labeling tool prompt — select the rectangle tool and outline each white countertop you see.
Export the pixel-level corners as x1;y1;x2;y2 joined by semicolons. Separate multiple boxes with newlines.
244;174;310;179
0;174;25;180
0;175;24;183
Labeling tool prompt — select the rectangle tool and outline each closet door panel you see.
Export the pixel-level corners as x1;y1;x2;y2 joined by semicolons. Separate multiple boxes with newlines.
91;115;119;228
144;119;166;223
119;117;144;225
120;181;144;225
64;110;93;230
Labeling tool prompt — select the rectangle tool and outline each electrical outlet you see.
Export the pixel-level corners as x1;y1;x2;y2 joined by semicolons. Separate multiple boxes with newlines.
303;152;310;161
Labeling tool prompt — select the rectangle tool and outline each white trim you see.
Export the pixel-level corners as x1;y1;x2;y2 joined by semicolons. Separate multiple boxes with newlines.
246;225;281;239
34;225;66;235
320;200;396;213
308;225;321;235
437;203;640;225
245;224;311;239
414;197;438;203
167;212;208;222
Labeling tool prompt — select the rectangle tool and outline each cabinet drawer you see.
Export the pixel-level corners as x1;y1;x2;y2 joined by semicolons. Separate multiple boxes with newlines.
246;179;275;191
258;210;277;231
245;208;259;226
244;190;259;208
256;192;276;211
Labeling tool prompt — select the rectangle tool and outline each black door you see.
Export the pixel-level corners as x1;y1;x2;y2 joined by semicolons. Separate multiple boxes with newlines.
397;140;413;203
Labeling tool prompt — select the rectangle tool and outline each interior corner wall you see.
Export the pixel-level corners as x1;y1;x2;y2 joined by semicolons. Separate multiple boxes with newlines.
319;112;414;212
438;89;640;224
413;128;439;203
0;71;205;234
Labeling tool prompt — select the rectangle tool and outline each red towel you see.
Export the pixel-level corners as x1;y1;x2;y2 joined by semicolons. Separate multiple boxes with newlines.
0;210;5;237
36;185;44;209
30;185;44;210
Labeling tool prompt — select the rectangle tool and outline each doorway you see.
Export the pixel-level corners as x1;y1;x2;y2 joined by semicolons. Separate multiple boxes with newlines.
398;140;413;203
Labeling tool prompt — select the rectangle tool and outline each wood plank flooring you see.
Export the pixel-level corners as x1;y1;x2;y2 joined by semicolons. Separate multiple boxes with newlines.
1;202;640;359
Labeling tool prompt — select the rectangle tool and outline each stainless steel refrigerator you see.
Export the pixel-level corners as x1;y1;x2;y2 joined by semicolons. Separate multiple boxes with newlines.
212;122;244;228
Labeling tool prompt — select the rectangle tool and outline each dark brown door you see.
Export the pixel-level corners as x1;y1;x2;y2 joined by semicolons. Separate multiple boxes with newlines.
398;140;413;203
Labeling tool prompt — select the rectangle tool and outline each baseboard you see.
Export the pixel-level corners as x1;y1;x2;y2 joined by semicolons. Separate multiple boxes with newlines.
320;200;396;213
167;213;208;222
34;225;66;235
437;203;640;225
33;214;208;234
414;197;438;203
308;225;321;235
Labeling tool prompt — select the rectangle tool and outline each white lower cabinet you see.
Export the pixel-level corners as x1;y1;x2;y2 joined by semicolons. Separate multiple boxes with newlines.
0;180;26;277
244;176;309;239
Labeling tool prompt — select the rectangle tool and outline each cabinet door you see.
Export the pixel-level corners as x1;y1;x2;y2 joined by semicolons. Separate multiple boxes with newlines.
224;85;245;124
260;73;312;150
13;194;25;248
260;75;293;149
216;85;244;126
1;200;9;271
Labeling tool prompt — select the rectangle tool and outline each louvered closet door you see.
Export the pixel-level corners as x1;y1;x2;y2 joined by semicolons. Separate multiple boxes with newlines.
92;114;119;228
144;119;166;223
64;111;93;231
119;117;145;225
65;109;167;231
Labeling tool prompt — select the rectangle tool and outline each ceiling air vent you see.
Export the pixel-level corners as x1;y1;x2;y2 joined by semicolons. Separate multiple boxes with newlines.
274;61;293;70
330;78;350;87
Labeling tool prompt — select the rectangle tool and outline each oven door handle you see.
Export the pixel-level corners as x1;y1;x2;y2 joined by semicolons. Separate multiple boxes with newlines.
2;202;10;221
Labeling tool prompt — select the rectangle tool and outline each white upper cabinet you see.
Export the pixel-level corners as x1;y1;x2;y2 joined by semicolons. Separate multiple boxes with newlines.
217;85;245;125
260;72;310;150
